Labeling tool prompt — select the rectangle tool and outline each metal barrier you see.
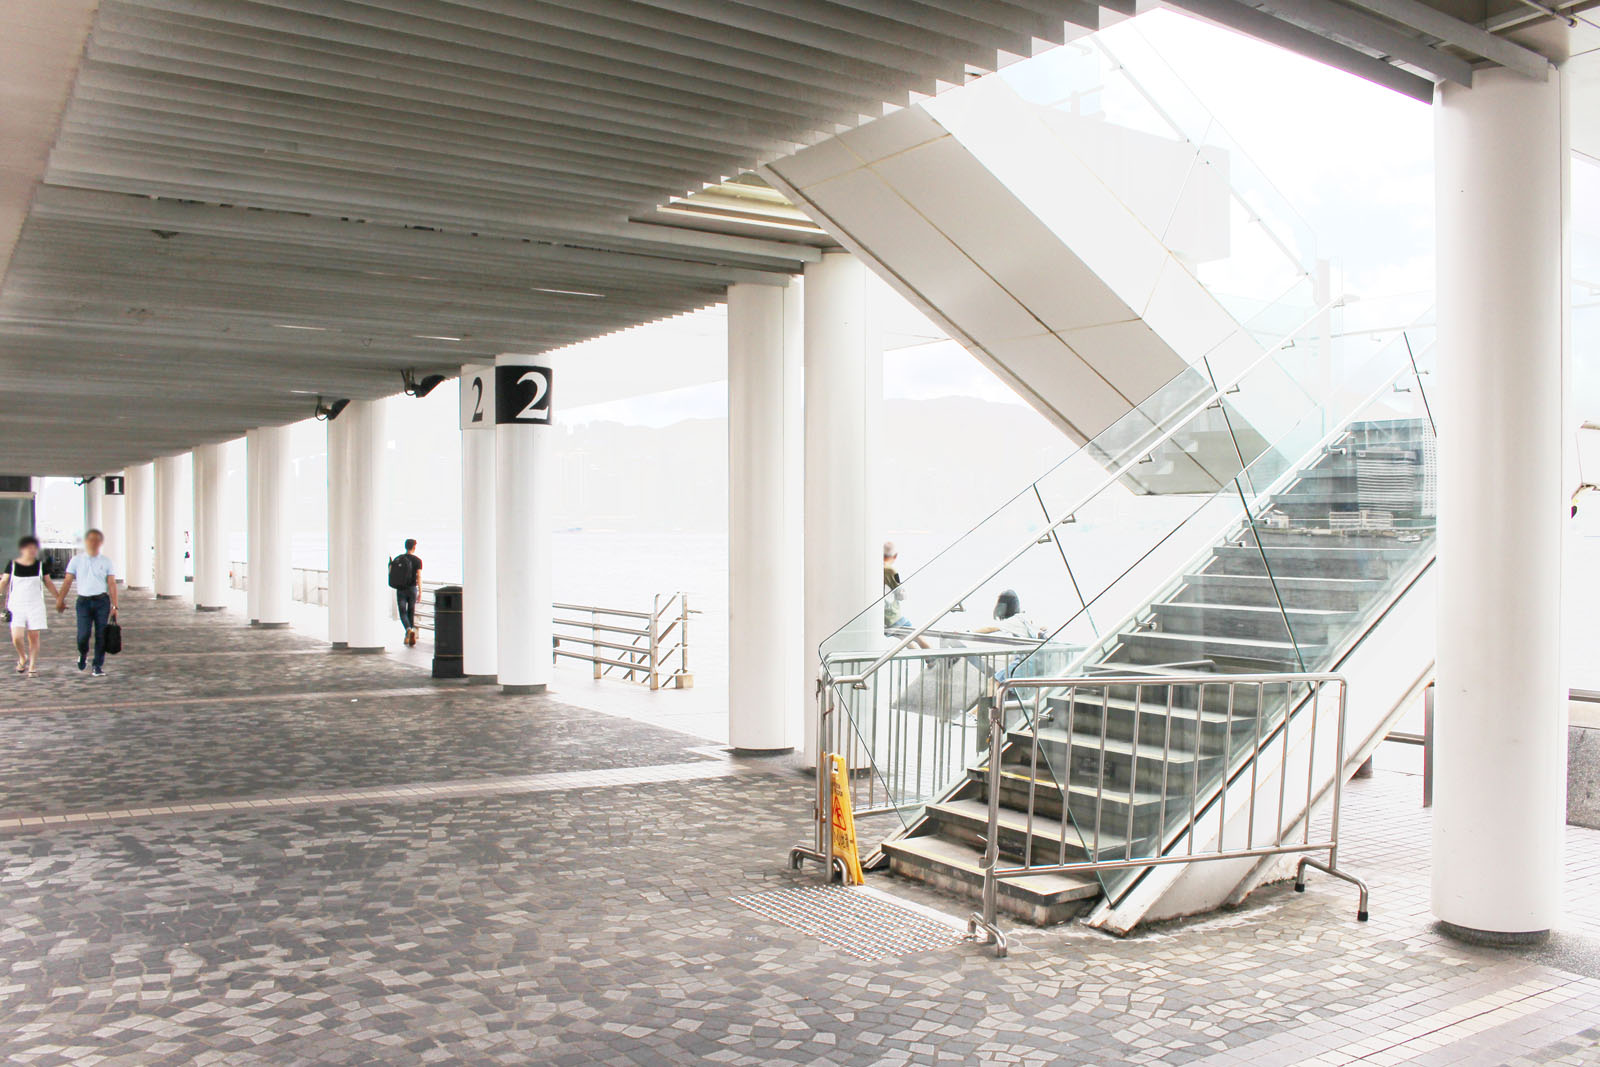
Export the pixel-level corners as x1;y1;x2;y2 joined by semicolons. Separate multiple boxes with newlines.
230;562;329;607
788;641;1051;878
552;593;696;690
232;562;695;689
965;671;1367;956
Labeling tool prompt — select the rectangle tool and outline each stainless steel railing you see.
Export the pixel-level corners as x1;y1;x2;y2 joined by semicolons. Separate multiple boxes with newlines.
965;671;1368;957
229;563;330;606
789;640;1060;876
232;561;696;688
552;593;697;690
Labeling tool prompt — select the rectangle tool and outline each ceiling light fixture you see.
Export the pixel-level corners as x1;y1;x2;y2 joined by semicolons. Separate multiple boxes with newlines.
530;286;604;298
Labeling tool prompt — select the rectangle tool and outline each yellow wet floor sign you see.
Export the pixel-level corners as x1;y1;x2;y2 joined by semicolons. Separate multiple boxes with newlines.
827;753;865;885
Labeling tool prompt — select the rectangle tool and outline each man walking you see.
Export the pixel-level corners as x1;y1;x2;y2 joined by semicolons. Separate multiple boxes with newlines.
388;538;423;646
56;528;118;676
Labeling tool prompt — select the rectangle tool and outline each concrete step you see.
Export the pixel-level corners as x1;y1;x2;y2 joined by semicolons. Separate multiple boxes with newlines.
1009;723;1234;795
1151;601;1359;644
927;796;1127;862
882;833;1100;926
976;764;1172;826
1170;573;1386;611
1207;544;1415;580
1042;688;1267;746
1111;629;1315;671
1246;527;1421;549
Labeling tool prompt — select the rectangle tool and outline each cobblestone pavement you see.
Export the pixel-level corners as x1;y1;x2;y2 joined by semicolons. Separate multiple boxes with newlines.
2;592;1599;1065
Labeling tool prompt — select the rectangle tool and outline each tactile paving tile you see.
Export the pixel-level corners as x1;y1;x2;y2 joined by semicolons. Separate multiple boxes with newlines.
731;884;967;961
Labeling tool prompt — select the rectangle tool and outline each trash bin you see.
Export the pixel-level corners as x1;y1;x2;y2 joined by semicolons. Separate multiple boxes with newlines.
432;585;465;679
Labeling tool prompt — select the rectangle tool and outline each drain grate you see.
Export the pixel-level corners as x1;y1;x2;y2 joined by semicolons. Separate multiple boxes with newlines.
731;885;968;961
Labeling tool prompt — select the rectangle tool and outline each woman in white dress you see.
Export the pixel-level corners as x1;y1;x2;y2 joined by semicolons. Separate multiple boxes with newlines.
0;536;60;677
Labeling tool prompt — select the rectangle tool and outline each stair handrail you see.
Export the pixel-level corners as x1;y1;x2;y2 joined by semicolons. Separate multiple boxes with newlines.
827;295;1343;688
966;671;1369;957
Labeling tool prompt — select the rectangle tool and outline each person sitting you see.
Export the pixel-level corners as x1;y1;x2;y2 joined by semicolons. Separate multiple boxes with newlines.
973;589;1045;641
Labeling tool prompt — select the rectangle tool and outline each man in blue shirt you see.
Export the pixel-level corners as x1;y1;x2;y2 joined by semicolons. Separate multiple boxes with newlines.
56;529;119;676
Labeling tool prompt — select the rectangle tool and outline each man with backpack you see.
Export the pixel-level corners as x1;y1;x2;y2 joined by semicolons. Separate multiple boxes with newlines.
388;539;423;646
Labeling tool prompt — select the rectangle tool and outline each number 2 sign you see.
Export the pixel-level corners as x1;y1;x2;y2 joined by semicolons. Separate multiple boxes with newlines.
495;364;554;425
459;365;495;430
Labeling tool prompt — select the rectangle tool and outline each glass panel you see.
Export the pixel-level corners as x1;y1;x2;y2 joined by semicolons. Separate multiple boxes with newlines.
1008;330;1436;904
808;18;1443;870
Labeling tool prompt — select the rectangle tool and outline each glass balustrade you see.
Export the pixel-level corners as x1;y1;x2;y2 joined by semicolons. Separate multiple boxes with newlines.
818;308;1437;853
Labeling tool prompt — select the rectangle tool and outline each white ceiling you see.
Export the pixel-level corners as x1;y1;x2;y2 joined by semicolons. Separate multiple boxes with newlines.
0;0;1583;475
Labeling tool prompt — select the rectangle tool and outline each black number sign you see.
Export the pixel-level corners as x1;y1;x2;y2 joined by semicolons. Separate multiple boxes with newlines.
103;475;126;495
495;365;554;425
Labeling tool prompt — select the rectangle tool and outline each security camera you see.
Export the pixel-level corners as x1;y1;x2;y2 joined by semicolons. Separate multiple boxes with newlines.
315;397;351;421
401;369;447;398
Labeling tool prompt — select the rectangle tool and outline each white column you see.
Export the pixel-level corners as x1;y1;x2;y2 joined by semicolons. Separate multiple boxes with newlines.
245;428;262;623
461;365;498;682
1431;62;1569;943
495;354;556;693
727;282;804;752
344;399;388;652
153;454;186;599
802;253;884;763
255;425;293;628
84;479;102;534
192;442;228;611
99;473;126;584
327;414;349;647
125;462;154;589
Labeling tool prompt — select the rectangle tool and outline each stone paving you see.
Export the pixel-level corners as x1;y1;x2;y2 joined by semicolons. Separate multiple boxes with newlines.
2;592;1600;1065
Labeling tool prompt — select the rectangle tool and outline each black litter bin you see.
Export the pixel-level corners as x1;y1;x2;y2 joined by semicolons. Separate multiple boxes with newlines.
432;585;465;679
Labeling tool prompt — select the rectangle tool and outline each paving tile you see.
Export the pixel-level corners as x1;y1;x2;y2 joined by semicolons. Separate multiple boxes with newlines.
5;591;1600;1065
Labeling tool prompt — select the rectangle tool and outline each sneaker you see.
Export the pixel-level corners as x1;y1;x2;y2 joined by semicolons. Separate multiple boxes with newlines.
91;667;105;677
78;657;87;671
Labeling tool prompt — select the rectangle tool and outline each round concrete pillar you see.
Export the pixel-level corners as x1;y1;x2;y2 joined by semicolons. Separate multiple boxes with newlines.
124;463;154;590
494;354;556;694
727;282;803;753
461;365;498;682
191;442;228;610
1431;62;1569;943
255;425;294;628
153;454;187;600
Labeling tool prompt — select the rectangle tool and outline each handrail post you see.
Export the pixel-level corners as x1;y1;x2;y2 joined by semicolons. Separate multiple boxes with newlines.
821;679;836;880
968;689;1010;957
680;593;692;685
648;593;662;691
1422;681;1434;808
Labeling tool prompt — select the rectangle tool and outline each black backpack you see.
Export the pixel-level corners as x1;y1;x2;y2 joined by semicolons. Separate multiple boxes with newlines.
387;555;416;590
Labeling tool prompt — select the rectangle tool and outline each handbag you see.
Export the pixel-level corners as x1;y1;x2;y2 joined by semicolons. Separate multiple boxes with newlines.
103;620;122;656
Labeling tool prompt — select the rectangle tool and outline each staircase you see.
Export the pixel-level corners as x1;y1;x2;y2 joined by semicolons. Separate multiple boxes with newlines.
882;418;1436;923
